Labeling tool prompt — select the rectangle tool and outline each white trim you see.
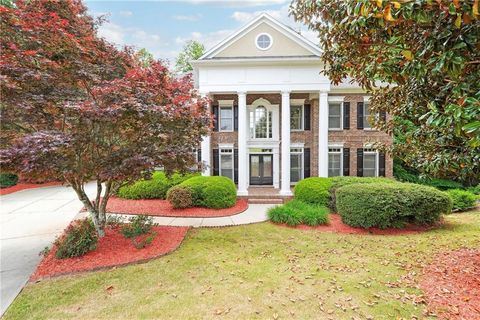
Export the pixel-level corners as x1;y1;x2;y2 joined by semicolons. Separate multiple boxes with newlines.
219;148;235;182
290;147;304;185
291;142;305;148
328;142;344;148
218;143;234;148
363;96;371;102
328;101;343;131
328;96;345;102
219;105;234;132
255;33;273;51
290;98;305;105
362;149;379;177
290;104;304;131
328;147;343;177
218;100;234;106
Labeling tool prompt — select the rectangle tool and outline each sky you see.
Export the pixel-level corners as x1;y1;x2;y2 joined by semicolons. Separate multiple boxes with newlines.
85;0;318;66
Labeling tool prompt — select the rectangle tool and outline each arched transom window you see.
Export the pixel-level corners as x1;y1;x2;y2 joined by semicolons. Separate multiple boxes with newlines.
249;105;273;139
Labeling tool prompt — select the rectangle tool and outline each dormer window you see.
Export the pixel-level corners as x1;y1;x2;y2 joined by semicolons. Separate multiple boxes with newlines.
256;33;272;50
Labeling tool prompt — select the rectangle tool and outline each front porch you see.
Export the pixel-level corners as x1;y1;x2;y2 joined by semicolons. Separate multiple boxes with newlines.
237;186;294;204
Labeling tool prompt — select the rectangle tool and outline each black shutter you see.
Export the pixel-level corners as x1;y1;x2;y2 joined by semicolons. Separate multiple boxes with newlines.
357;102;364;130
213;149;219;176
197;148;202;172
380;110;387;122
357;148;364;177
234;104;238;131
343;102;350;130
304;104;311;131
343;148;350;176
379;151;386;177
304;148;311;178
213;104;219;131
234;148;238;184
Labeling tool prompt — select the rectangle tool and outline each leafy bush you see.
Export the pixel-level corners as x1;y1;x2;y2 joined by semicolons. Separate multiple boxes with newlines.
466;185;480;195
179;176;236;209
118;171;197;200
0;173;18;188
268;200;329;227
336;183;451;229
421;178;463;191
167;186;193;209
55;218;98;259
328;176;397;211
447;189;478;211
121;215;156;238
294;177;332;206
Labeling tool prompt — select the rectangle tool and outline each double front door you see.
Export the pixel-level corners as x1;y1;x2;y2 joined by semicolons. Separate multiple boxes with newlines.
250;154;273;185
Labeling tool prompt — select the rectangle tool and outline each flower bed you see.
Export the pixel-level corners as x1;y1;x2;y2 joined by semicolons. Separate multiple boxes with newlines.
31;225;188;281
106;197;248;217
0;181;62;196
276;214;435;235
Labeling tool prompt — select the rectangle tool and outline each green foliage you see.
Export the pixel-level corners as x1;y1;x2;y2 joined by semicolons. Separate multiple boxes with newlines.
447;189;478;211
0;173;18;188
336;183;451;229
294;177;332;206
175;40;205;73
466;185;480;195
179;176;236;209
55;219;98;259
132;232;157;249
394;161;463;190
118;171;196;200
328;176;396;211
121;215;156;239
268;200;329;227
422;178;464;191
291;0;480;182
166;185;193;209
136;48;154;67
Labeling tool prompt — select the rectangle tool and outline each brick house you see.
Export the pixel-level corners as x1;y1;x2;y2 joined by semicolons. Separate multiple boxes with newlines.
192;13;393;196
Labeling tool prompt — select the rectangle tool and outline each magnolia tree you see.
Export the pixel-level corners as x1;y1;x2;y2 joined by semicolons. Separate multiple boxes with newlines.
0;0;211;236
291;0;480;183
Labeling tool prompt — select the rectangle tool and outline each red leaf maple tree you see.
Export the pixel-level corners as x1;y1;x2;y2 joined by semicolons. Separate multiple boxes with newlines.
0;0;212;236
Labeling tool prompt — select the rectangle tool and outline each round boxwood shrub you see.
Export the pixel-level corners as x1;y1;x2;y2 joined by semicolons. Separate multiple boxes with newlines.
294;177;332;206
118;171;196;200
335;183;452;229
0;173;18;188
55;218;98;259
328;176;397;211
447;189;477;211
179;176;237;209
167;185;193;209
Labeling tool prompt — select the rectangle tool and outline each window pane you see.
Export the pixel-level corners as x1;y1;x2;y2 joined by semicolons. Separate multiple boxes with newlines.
290;106;302;130
363;103;371;129
221;154;233;180
220;107;232;131
328;153;341;177
290;154;302;182
328;103;341;129
255;106;267;138
363;153;376;177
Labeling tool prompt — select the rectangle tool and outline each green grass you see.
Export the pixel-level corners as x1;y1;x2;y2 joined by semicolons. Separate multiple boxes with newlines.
4;212;480;320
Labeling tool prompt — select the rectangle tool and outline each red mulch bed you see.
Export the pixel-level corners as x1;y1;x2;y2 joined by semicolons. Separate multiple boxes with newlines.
277;214;434;235
105;197;248;217
31;225;188;281
420;248;480;320
0;181;62;196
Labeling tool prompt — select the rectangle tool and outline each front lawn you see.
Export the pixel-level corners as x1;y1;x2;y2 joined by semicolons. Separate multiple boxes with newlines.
5;212;480;319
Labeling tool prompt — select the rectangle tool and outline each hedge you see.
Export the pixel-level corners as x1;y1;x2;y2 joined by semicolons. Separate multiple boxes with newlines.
447;189;478;211
117;171;197;200
0;173;18;188
336;183;452;229
178;176;236;209
293;177;332;206
268;200;329;226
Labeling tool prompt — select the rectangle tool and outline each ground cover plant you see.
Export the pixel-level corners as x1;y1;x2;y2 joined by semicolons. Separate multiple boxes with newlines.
0;173;18;188
177;176;237;209
54;219;98;259
6;212;480;319
268;200;329;226
336;183;452;229
447;189;478;211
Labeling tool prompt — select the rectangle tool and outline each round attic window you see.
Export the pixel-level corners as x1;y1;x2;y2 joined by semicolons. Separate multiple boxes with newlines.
255;33;272;50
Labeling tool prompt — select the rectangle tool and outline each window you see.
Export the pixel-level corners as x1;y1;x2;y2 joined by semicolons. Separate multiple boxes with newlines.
219;106;233;131
250;106;273;139
328;148;342;177
363;148;378;177
290;105;303;130
328;102;342;129
256;33;272;50
219;148;234;180
290;148;303;183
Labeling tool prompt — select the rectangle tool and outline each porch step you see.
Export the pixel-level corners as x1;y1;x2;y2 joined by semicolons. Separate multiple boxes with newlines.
248;198;284;205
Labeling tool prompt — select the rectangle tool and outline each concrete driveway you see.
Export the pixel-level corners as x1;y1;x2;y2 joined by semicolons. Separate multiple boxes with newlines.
0;183;96;315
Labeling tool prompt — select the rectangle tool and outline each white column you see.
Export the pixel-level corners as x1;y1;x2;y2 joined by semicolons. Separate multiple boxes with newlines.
200;93;211;176
280;91;292;196
237;91;248;196
318;91;329;177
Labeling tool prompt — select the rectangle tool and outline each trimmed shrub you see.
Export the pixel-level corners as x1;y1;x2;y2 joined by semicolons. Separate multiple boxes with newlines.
328;176;397;211
118;171;196;200
447;189;477;211
178;176;237;209
268;200;329;226
336;183;451;229
0;173;18;188
294;177;332;206
121;215;156;238
55;218;98;259
167;186;193;209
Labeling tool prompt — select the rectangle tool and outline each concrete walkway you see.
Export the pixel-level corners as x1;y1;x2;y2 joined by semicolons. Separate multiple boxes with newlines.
0;184;273;315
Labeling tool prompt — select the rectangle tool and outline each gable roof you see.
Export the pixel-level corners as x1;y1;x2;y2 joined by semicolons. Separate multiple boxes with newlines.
198;13;321;60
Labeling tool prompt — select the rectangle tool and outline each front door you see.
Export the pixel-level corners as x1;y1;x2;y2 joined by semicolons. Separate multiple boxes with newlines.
250;154;273;185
